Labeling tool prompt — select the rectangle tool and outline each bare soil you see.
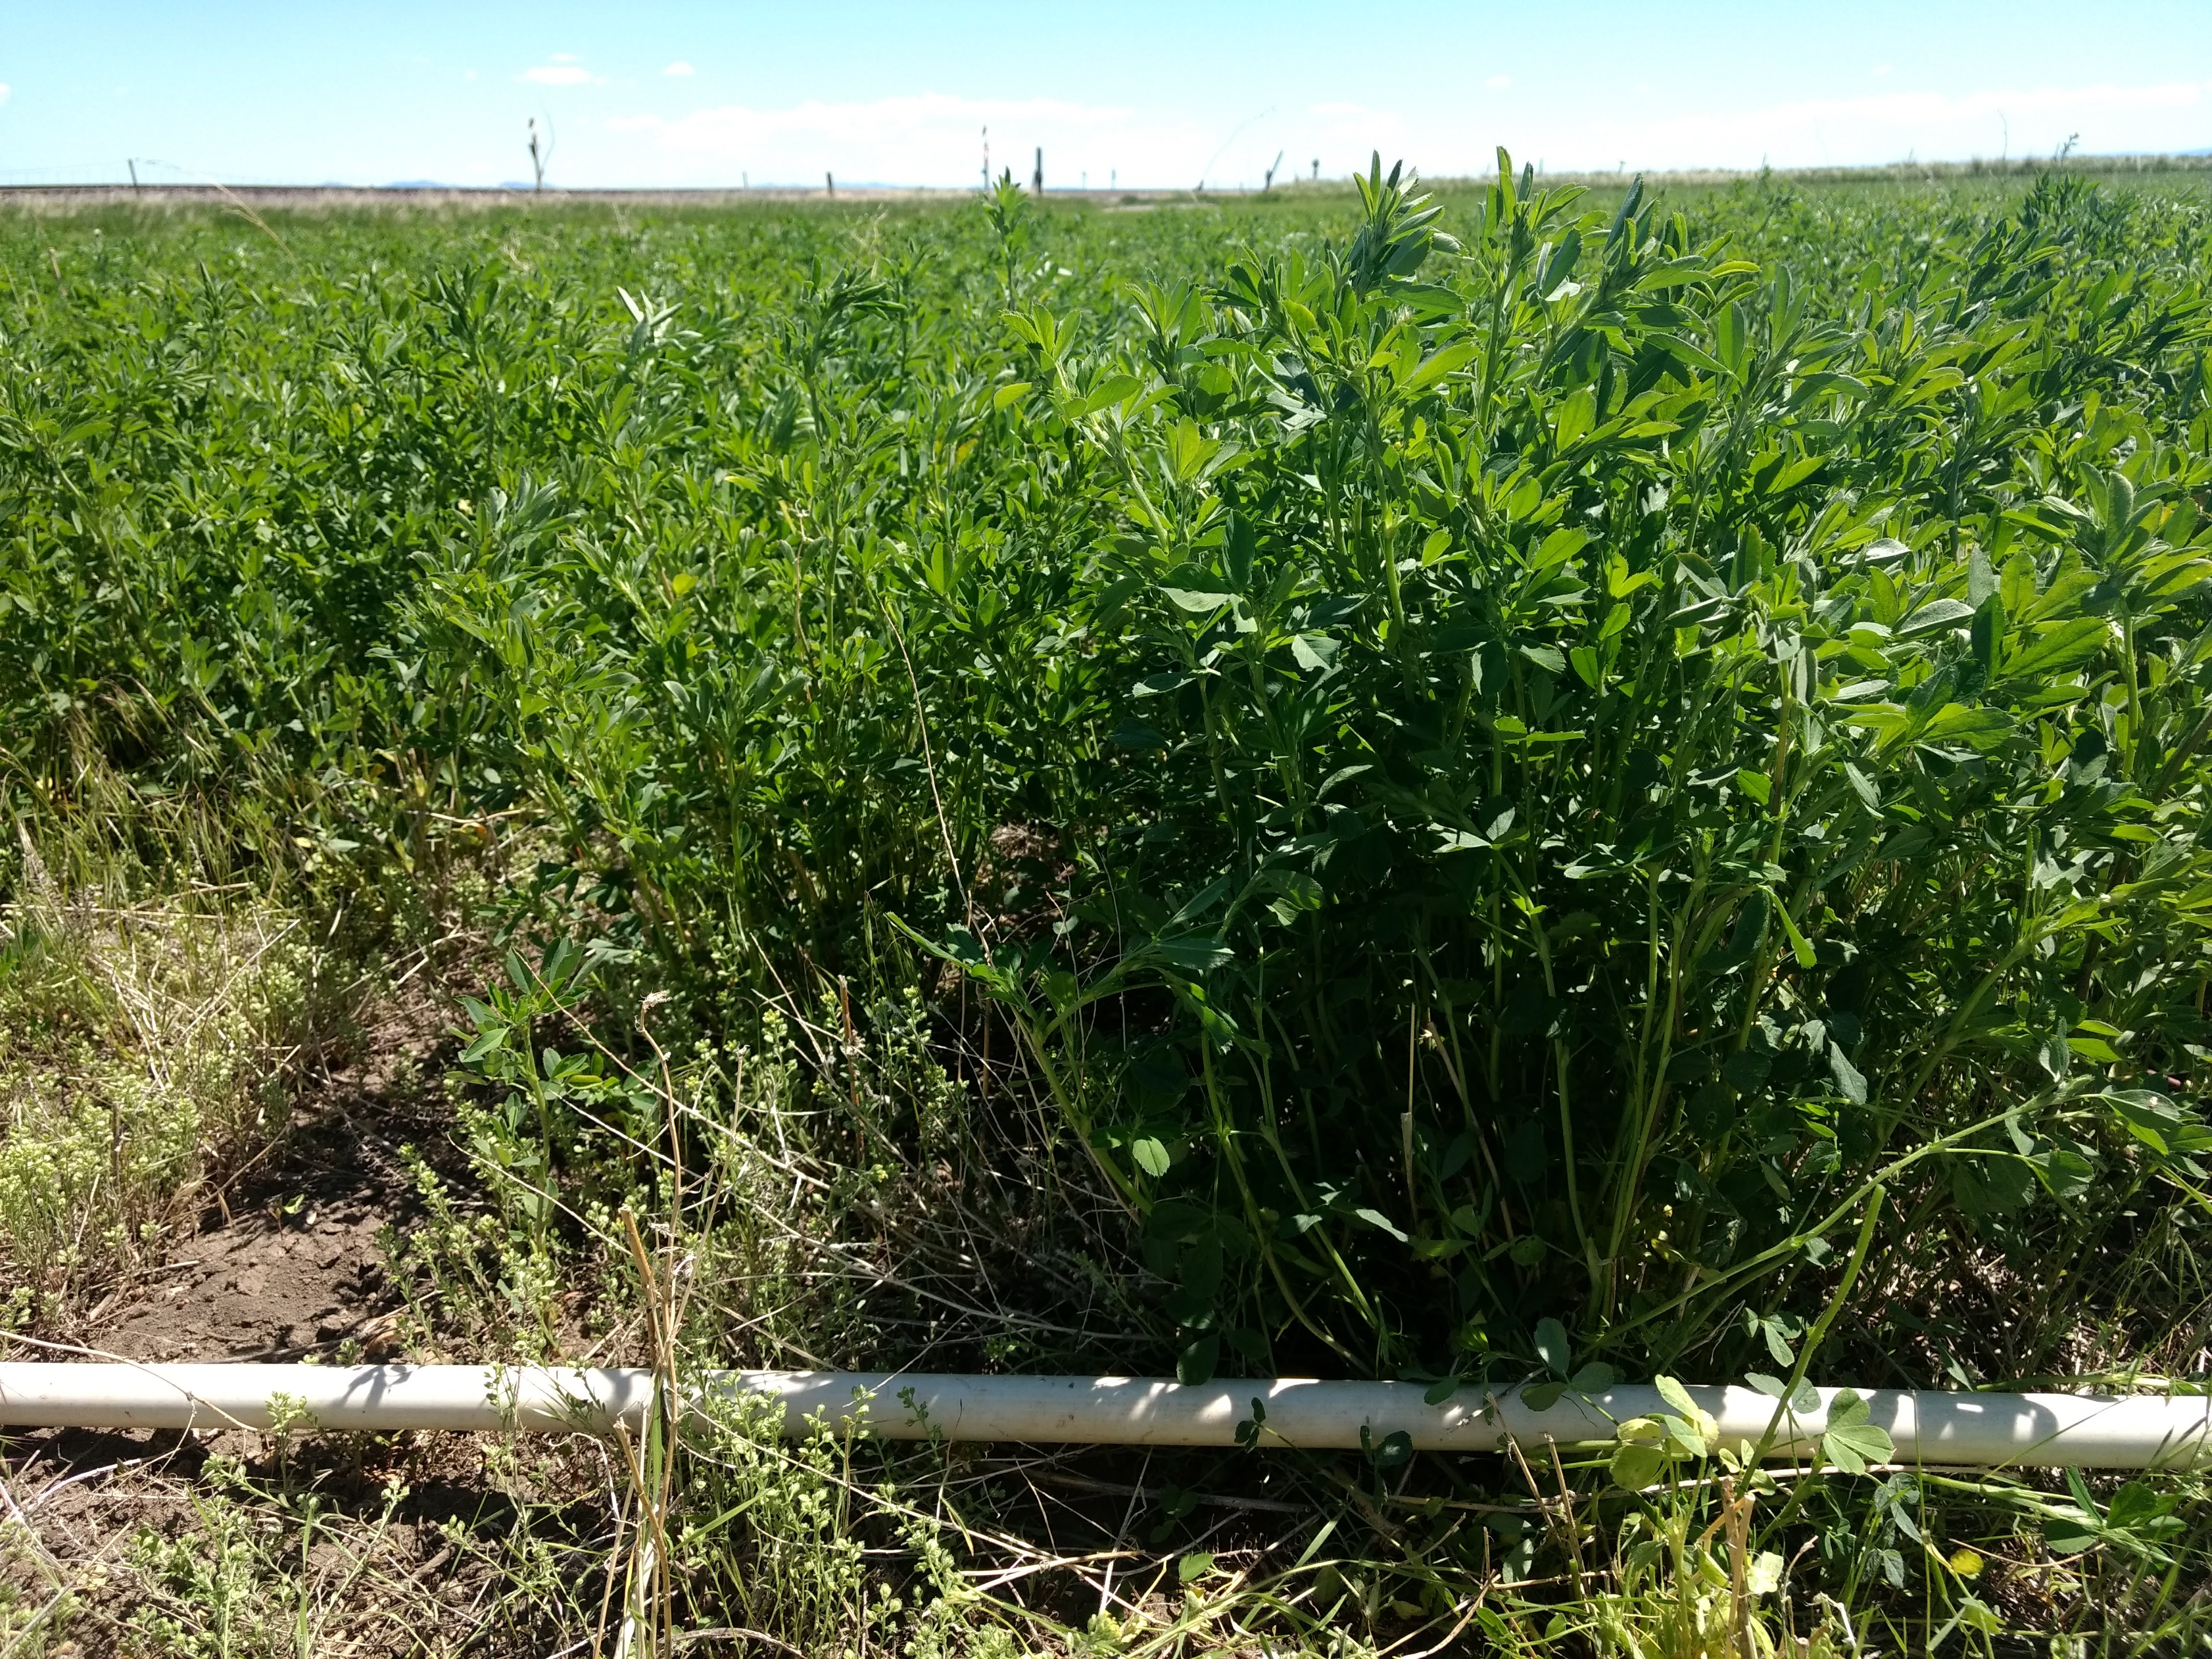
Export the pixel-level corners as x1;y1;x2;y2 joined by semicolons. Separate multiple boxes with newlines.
97;1138;404;1364
90;1006;455;1365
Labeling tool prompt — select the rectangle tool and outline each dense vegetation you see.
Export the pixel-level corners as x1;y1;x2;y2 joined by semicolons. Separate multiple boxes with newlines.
5;160;2212;1652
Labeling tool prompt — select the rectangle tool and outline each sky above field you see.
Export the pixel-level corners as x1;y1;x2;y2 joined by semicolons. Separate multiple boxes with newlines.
1;1;2209;190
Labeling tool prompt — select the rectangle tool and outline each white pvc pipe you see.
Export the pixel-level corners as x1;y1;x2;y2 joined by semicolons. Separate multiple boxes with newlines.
1;1365;2206;1469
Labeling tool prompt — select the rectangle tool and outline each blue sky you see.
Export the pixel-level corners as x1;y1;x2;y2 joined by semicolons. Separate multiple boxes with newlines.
2;2;2209;189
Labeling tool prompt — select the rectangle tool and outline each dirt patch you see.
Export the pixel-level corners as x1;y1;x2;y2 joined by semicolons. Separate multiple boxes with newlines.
99;1200;396;1363
89;1014;457;1364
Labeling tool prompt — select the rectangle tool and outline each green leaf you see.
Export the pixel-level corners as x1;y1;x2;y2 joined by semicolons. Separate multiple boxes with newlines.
1896;598;1976;637
1354;1206;1409;1242
458;1027;509;1063
1177;1552;1216;1584
1826;1387;1871;1429
1534;1316;1572;1377
1821;1421;1893;1474
1609;1442;1668;1490
1610;1419;1669;1489
2032;1147;2096;1200
1163;586;1233;613
1655;1374;1697;1418
1971;593;2006;673
1147;935;1234;972
1177;1333;1220;1385
1828;1044;1868;1106
1746;1372;1820;1413
2139;550;2212;600
1070;373;1140;416
1843;762;1881;812
541;936;582;992
2106;1089;2183;1153
1652;331;1728;378
1765;452;1825;494
1654;1375;1719;1451
1967;543;1997;605
1531;526;1589;570
1998;617;2110;681
2043;1511;2101;1556
1395;339;1477;397
1839;703;1911;740
2104;1480;2184;1543
2000;546;2038;615
1919;704;2016;748
1131;1138;1171;1178
1553;385;1598;448
1776;905;1817;969
1821;1388;1894;1474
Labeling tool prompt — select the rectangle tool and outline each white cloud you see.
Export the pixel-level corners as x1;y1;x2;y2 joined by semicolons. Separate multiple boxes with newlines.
542;74;2210;189
520;64;596;86
0;84;10;105
1456;77;2212;174
463;69;477;82
663;60;695;77
1485;74;1510;90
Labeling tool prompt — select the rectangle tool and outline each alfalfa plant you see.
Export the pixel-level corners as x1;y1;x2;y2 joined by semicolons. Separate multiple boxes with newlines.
982;168;1031;309
924;148;2212;1394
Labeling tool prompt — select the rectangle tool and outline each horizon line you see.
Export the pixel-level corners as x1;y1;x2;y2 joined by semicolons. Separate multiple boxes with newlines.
3;147;2209;203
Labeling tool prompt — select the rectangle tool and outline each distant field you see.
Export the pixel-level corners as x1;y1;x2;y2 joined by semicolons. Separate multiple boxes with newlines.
4;148;2206;211
3;158;2212;1654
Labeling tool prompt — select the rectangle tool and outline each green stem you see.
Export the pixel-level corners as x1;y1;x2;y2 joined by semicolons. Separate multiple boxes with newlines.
1752;1186;1886;1472
1607;1101;2048;1347
1751;1193;1885;1553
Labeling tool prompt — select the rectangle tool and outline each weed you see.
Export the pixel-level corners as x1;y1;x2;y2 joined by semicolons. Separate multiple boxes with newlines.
0;861;324;1298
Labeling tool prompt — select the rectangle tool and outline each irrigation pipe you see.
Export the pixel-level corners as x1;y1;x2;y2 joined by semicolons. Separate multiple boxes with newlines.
1;1365;2209;1469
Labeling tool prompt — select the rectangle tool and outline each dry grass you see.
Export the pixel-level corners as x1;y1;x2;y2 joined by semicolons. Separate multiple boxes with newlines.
0;835;337;1309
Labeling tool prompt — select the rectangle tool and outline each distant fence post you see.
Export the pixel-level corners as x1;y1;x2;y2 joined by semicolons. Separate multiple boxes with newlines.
1033;147;1043;194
